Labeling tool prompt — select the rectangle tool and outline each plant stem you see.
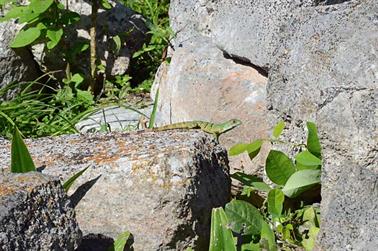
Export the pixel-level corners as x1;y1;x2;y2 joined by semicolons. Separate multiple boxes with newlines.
90;0;99;94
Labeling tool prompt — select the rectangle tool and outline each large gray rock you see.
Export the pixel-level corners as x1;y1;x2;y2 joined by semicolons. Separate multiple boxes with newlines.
266;0;378;249
152;36;269;175
0;20;40;98
0;172;81;250
0;130;231;250
169;0;316;68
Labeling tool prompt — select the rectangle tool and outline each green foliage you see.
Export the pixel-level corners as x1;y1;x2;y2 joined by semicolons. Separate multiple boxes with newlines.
9;127;90;198
11;127;36;173
1;0;79;49
306;122;322;158
148;87;159;128
212;121;322;250
267;189;284;218
225;200;264;235
0;79;95;138
266;150;296;186
107;231;132;251
209;207;236;251
122;0;172;91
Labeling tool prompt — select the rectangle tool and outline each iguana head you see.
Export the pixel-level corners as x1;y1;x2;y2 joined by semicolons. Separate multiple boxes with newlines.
221;119;242;133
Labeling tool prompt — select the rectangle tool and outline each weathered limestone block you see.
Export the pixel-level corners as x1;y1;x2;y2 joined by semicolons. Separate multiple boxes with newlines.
0;130;231;250
169;0;316;68
152;36;269;175
0;172;82;251
266;1;378;249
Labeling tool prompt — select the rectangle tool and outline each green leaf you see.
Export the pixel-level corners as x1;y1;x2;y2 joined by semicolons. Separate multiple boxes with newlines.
306;122;321;159
265;150;296;185
71;73;84;87
100;0;112;9
113;35;121;54
272;121;285;138
302;226;320;251
229;140;262;160
107;231;131;251
231;172;271;192
282;169;321;198
260;222;277;251
56;86;74;103
209;207;236;251
29;0;54;15
10;27;41;48
76;90;94;107
267;189;284;218
246;140;262;160
11;127;36;173
63;166;89;192
225;199;264;235
241;242;261;251
295;150;321;170
229;143;248;156
148;87;159;128
0;6;28;21
46;28;63;49
18;8;40;23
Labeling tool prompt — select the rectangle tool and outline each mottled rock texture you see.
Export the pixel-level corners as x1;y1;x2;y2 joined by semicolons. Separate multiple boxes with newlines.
0;172;81;251
164;0;377;249
267;1;377;249
152;36;269;175
0;130;231;250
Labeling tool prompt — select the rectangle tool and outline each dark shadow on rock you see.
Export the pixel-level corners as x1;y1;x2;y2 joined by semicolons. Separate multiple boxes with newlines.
76;233;134;251
315;0;351;5
69;175;101;208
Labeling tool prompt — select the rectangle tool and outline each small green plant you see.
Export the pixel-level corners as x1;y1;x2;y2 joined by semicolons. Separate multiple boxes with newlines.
0;77;95;138
122;0;172;91
107;231;133;251
209;121;322;250
10;126;89;192
11;127;36;173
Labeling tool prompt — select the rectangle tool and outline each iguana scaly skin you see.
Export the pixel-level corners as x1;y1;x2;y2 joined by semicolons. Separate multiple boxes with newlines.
154;119;242;141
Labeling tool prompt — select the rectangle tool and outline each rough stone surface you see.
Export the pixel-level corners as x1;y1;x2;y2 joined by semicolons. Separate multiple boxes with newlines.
266;0;378;249
152;36;269;175
32;1;148;81
0;130;231;250
169;0;316;68
0;172;82;251
75;105;153;133
0;20;40;98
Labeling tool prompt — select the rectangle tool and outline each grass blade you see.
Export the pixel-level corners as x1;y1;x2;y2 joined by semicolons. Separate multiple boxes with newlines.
11;127;36;173
63;166;90;192
148;87;159;129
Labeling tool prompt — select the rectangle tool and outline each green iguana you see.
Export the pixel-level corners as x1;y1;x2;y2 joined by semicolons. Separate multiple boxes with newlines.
153;119;242;141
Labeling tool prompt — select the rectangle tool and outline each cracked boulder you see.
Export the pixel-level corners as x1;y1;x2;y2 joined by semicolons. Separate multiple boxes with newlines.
169;0;318;68
0;172;82;250
0;130;231;250
152;36;269;176
267;1;378;249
